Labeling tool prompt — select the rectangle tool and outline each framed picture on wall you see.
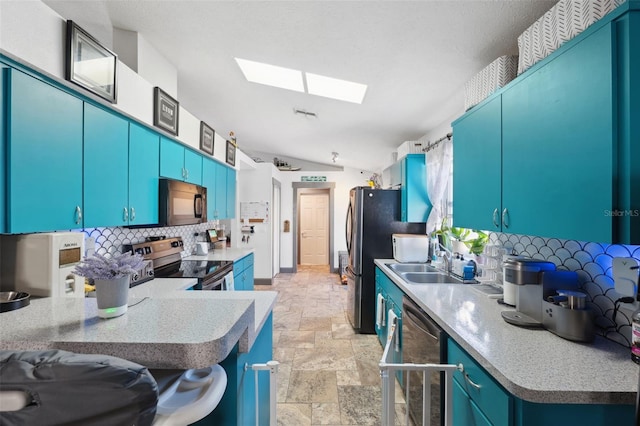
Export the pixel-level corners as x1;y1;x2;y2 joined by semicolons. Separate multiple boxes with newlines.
65;20;118;103
153;87;179;135
226;140;236;167
200;122;214;155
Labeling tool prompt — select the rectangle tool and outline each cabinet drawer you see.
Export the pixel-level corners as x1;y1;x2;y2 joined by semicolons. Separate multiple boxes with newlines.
243;254;254;268
448;339;510;426
452;379;492;426
234;258;245;273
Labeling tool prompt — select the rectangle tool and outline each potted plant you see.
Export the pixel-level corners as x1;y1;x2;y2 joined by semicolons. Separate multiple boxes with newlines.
73;252;145;319
434;218;488;256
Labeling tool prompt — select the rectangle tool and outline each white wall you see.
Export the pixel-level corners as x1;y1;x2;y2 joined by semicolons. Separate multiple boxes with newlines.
278;168;368;269
137;34;178;98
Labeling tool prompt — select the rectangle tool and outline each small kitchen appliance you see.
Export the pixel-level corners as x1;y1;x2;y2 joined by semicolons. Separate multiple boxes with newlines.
392;234;429;263
0;232;85;297
501;258;556;326
124;237;232;290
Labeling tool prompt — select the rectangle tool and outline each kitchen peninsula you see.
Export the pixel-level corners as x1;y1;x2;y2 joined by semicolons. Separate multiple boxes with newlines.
0;278;275;368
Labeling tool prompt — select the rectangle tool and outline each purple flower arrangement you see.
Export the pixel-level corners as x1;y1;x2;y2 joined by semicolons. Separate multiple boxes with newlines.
73;252;145;280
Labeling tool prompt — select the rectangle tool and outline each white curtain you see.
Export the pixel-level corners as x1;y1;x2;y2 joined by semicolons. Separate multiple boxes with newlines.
425;137;453;234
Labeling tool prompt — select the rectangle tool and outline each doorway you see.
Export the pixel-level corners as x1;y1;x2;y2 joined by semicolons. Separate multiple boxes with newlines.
299;192;329;265
292;182;335;273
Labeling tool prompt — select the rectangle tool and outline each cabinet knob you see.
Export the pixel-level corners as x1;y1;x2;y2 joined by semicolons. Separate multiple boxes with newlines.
502;208;510;229
492;208;499;228
123;207;129;222
75;206;82;225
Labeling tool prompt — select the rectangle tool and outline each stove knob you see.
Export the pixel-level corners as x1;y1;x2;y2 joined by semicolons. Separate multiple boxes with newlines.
135;248;144;255
145;247;152;254
171;241;179;248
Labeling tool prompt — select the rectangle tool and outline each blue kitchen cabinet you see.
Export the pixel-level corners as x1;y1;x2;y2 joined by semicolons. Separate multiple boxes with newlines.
184;148;203;185
202;157;218;217
160;137;203;185
448;337;634;426
0;65;6;233
226;167;237;218
501;23;614;242
83;103;129;228
375;267;403;383
401;154;431;223
452;95;502;232
128;123;160;225
4;68;83;233
234;253;254;291
200;314;273;425
452;9;640;244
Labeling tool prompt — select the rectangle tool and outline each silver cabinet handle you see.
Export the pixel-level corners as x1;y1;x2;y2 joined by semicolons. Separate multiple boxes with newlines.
464;372;482;390
130;207;136;222
492;208;499;228
123;207;128;222
185;169;189;180
75;206;82;225
182;168;186;179
502;208;510;228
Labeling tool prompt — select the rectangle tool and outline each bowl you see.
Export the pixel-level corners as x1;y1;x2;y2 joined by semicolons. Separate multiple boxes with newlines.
0;291;31;312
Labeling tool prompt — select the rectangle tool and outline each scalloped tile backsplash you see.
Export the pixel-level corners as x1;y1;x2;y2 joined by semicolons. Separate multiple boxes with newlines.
489;232;639;348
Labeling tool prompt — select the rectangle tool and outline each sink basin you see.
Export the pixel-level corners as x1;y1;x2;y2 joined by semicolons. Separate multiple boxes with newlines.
387;263;439;273
400;272;463;284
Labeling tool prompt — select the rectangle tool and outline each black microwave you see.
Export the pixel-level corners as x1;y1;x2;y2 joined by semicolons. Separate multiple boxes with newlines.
159;179;207;226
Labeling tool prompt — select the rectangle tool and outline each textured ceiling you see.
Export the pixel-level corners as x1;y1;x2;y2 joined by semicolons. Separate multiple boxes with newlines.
43;0;557;172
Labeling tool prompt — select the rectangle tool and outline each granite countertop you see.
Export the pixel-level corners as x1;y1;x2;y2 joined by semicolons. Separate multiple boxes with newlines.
0;278;277;370
374;259;637;405
185;247;254;263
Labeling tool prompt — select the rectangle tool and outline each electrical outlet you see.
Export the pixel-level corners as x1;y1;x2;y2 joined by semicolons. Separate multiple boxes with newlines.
618;300;640;321
613;257;639;299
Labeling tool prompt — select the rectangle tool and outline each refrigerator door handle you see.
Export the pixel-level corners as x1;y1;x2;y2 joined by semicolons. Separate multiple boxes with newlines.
345;202;352;254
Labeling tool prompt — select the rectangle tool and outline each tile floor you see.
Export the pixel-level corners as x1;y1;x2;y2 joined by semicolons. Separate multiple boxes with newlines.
256;265;408;426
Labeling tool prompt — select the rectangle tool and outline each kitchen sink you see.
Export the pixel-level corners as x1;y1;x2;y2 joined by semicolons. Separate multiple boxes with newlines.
386;263;439;273
400;272;464;284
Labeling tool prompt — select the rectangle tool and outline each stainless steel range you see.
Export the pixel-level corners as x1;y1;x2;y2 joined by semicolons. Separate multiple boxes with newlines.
124;237;233;290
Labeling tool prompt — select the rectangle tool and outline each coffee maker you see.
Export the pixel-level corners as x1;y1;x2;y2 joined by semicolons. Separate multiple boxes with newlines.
501;257;594;342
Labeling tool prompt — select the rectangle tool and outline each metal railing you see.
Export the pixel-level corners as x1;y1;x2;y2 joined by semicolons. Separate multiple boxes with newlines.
379;319;462;426
245;360;280;426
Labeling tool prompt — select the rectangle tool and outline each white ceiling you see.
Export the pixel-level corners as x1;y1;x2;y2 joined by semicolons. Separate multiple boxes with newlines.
43;0;557;172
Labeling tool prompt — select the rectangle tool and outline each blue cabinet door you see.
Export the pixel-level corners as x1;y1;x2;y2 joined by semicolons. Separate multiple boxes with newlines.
202;157;217;217
502;25;614;242
0;67;6;232
184;148;203;185
244;262;254;291
452;95;502;232
6;69;83;232
159;137;185;181
214;162;227;219
129;123;160;225
452;379;493;426
83;103;129;228
226;167;237;218
401;154;431;222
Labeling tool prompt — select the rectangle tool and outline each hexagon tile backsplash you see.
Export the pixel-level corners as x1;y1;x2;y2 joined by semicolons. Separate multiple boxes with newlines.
81;221;219;259
489;232;640;348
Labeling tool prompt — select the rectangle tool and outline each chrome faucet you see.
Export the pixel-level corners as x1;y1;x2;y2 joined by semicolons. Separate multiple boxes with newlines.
437;244;453;273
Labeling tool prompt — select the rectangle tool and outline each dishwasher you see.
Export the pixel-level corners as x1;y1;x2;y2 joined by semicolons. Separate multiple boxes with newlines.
401;296;448;426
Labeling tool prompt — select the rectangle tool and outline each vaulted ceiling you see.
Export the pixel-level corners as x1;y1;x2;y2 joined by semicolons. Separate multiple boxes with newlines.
43;0;557;172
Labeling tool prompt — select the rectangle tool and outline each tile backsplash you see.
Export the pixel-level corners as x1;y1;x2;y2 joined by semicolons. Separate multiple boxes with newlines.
81;221;226;259
489;232;639;348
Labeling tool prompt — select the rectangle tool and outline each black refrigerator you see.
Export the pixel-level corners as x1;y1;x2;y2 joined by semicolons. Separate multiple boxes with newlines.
345;187;426;334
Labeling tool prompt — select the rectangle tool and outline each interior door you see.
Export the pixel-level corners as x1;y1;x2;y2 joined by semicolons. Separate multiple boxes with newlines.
272;182;281;277
299;192;329;265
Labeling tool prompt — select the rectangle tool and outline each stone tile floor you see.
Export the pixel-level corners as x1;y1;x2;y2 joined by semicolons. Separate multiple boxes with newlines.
256;265;408;426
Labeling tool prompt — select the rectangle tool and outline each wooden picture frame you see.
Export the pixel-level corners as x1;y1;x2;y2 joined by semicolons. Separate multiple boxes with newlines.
153;87;179;135
199;122;214;155
65;20;117;103
226;140;236;167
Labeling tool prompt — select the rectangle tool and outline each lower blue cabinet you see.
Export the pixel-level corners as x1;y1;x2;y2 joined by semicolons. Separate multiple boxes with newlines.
234;254;255;291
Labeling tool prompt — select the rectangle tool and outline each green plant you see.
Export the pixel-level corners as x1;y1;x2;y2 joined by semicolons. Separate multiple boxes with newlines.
434;218;488;256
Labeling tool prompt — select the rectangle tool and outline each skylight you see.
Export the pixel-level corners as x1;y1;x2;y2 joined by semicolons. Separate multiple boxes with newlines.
306;73;367;104
235;58;304;93
235;57;367;104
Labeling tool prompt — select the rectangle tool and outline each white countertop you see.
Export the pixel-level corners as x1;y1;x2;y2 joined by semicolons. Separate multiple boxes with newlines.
375;259;636;405
185;247;254;263
0;277;277;370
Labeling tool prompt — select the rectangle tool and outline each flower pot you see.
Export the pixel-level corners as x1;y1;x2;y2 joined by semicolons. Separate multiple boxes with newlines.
94;276;130;319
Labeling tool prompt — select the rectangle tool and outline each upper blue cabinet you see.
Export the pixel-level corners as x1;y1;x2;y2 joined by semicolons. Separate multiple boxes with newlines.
160;137;203;186
128;123;160;226
401;154;431;223
453;9;640;244
4;68;83;233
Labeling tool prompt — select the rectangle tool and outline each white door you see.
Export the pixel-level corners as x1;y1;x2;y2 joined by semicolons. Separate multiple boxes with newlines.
272;183;281;277
299;192;329;265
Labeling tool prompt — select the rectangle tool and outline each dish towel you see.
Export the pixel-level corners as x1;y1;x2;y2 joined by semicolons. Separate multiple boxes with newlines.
223;273;235;291
376;294;386;329
387;310;400;352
